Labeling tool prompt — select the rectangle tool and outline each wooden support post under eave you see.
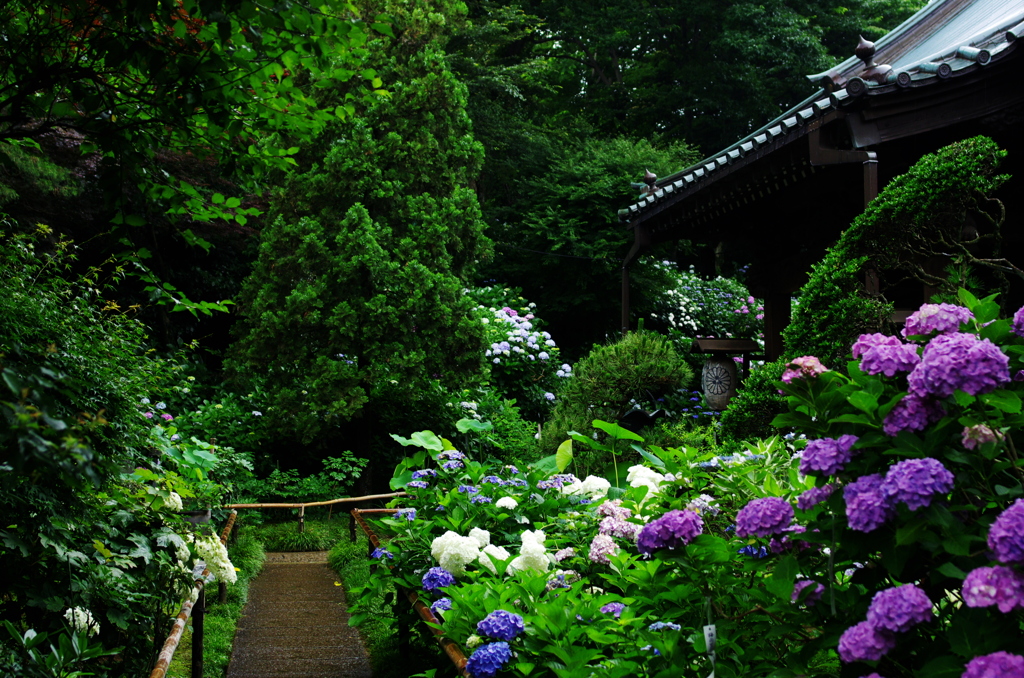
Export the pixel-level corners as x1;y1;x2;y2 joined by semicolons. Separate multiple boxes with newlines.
621;265;630;337
621;222;648;337
763;293;792;362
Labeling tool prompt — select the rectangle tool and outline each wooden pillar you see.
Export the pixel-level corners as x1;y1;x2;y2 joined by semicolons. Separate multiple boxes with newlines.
621;265;630;337
762;292;791;362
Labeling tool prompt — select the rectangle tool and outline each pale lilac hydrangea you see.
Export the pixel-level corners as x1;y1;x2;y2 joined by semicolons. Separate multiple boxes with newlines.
648;621;682;631
838;621;895;662
866;584;934;633
962;565;1024;613
466;641;513;678
476;610;525;641
883;393;945;437
988;499;1024;564
637;509;704;555
901;303;973;339
735;497;793;538
596;499;632;521
907;333;1009;398
407;480;429;489
781;356;829;384
412;469;438;479
799;435;859;477
600;601;626;618
438;450;467;461
882;457;955;511
553;547;575;562
442;460;464;471
962;651;1024;678
844;474;895;533
589;534;619;564
791;579;824;606
797;484;836;510
599;516;641;541
963;424;1002;450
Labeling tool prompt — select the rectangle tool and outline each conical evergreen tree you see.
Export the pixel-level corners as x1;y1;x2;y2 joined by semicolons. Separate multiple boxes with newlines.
230;0;488;444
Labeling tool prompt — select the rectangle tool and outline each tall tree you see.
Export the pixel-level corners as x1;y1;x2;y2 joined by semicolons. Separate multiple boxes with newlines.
229;0;488;446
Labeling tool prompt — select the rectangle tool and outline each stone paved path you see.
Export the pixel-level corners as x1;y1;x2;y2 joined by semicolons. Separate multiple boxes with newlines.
226;552;373;678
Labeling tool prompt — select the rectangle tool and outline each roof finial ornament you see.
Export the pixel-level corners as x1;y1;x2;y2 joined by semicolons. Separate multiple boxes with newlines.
854;35;891;85
631;169;658;198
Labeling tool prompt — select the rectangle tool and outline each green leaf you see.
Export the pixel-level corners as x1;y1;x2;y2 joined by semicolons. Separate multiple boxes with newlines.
765;554;798;600
455;418;492;434
389;430;443;451
592;419;643;441
847;391;878;414
980;389;1022;414
530;455;559;475
555;439;573;472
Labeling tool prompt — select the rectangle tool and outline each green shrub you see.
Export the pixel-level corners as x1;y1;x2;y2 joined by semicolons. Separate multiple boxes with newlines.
719;359;787;442
539;330;692;459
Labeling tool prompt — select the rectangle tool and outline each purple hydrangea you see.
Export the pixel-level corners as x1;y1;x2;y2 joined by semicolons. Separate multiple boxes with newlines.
882;457;955;511
481;475;505;485
797;484;836;510
883;393;945;437
962;565;1024;613
844;474;895;533
396;508;417;521
838;621;895;662
735;497;794;538
471;495;493;504
442;460;464;471
859;340;921;377
430;597;452;617
866;584;934;633
458;484;480;494
769;525;810;554
852;332;902;359
907;333;1009;398
901;303;974;339
589;534;619;564
438;450;466;461
962;651;1024;678
1014;305;1024;337
799;436;859;477
791;579;824;606
407;480;429;489
600;601;626;618
371;547;393;560
636;509;704;555
422;567;455;594
963;424;1002;450
988;499;1024;564
412;469;438;479
781;356;829;384
476;610;525;641
466;642;513;678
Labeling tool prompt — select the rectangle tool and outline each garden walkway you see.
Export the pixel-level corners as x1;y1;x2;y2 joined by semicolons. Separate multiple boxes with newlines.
226;552;373;678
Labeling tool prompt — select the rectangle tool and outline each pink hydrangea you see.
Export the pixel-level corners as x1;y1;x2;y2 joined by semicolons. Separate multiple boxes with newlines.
599;516;641;541
988;499;1024;565
589;534;619;564
907;333;1009;398
901;303;973;339
962;565;1024;613
735;497;794;538
781;356;829;384
962;424;1002;450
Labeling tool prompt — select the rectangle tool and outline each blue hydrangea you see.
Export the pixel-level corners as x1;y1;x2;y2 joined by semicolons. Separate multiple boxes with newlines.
442;460;464;471
737;545;769;558
481;475;505;485
466;642;513;678
412;469;438;479
471;495;493;504
422;567;455;594
476;610;525;641
600;601;626;618
648;621;681;631
407;480;429;489
396;508;416;521
458;484;480;494
370;547;393;560
430;597;452;617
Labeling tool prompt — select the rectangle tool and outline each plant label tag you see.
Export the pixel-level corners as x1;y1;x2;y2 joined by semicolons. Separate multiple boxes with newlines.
704;623;717;678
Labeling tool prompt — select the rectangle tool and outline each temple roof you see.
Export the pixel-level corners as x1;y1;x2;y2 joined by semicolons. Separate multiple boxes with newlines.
618;0;1024;224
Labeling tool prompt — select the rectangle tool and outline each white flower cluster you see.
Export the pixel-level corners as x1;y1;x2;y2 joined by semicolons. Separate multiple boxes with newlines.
510;529;550;573
163;491;183;512
64;607;99;637
626;465;666;495
431;531;481;575
191;532;237;584
561;475;611;500
478;544;512;574
496;496;518;511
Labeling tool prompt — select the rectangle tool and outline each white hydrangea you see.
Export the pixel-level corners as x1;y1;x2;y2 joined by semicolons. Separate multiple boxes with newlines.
468;527;491;548
430;531;481;575
64;607;99;636
192;532;237;584
510;529;550;573
561;475;611;500
163;491;183;512
626;465;666;495
477;544;511;574
496;496;518;511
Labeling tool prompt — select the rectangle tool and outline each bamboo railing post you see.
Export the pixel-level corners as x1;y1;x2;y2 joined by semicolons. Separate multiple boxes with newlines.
191;588;205;678
298;505;305;533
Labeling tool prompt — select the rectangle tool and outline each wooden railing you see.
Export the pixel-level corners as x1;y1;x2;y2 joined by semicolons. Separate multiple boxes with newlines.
351;508;470;677
225;491;407;532
149;510;237;678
